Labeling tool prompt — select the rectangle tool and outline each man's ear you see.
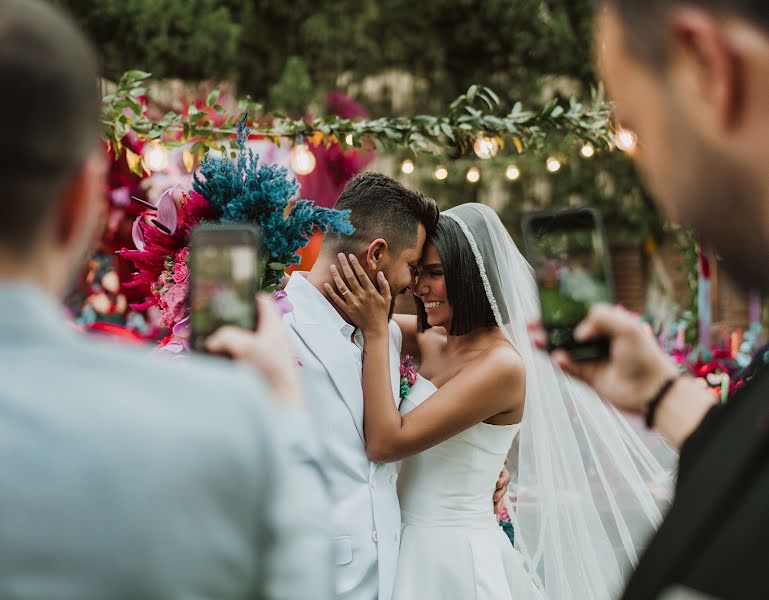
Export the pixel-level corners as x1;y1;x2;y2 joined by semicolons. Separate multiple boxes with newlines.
56;153;107;247
670;8;743;132
365;238;389;271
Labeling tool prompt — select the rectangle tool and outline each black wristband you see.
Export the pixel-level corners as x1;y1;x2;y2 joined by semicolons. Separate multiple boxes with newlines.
644;376;679;429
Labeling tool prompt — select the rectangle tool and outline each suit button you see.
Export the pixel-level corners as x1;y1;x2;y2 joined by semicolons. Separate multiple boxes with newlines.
372;531;378;543
390;473;398;484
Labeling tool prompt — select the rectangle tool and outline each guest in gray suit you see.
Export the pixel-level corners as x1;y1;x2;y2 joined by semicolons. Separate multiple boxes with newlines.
0;1;332;598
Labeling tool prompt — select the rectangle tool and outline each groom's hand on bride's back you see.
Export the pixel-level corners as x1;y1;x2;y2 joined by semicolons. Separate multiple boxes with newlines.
493;459;511;517
528;304;677;415
206;295;304;406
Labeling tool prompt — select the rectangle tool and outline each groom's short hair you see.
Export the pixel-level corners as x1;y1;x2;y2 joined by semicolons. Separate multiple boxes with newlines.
327;172;439;255
0;0;100;256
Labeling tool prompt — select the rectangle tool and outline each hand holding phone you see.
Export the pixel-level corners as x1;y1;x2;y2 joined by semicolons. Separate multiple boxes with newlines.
523;208;614;361
189;224;260;353
206;295;304;406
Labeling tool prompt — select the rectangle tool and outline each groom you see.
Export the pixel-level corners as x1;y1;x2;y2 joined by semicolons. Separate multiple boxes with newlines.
284;172;510;600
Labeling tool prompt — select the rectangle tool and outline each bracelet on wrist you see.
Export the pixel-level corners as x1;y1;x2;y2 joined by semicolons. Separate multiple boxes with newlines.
644;375;680;429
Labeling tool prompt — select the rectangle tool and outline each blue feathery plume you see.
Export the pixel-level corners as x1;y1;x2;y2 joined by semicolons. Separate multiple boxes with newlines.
192;119;353;287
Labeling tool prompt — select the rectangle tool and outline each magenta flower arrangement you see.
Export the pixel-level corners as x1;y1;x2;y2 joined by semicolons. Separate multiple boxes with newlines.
400;356;418;400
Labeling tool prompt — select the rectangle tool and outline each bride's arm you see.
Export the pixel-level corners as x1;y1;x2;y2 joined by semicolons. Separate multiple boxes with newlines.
326;254;523;463
361;330;523;463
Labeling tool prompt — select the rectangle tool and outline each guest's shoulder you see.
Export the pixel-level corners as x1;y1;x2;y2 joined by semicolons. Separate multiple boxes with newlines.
77;335;272;415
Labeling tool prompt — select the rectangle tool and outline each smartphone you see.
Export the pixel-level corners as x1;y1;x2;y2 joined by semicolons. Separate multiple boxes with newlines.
522;208;614;361
189;224;261;353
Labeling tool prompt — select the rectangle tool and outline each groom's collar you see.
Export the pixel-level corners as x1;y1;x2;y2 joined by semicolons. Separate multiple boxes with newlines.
286;272;350;332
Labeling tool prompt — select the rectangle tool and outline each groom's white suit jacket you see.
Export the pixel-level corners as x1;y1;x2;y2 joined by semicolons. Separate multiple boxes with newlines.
284;274;402;600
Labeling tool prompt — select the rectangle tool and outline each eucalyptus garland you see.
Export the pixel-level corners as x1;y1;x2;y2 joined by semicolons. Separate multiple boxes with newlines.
101;70;615;175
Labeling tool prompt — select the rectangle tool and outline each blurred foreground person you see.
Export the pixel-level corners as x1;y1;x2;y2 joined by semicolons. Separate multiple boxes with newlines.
0;1;331;598
541;1;769;598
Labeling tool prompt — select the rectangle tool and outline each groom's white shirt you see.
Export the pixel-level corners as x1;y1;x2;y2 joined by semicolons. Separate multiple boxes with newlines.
284;273;402;600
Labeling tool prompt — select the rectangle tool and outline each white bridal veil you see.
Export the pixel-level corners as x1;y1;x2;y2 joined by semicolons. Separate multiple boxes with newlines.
444;203;678;600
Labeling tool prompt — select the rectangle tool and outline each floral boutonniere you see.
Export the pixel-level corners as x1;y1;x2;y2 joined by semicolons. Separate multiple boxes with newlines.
399;356;417;400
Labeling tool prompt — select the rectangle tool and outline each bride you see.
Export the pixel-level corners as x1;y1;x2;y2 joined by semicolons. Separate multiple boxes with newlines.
324;202;677;599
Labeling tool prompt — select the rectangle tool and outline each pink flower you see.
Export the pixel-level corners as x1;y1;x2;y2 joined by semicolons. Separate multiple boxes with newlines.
272;290;294;316
172;263;189;284
162;282;188;328
400;356;417;386
175;247;189;263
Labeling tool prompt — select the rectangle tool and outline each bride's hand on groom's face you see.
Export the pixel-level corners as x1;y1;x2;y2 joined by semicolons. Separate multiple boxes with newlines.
324;253;391;336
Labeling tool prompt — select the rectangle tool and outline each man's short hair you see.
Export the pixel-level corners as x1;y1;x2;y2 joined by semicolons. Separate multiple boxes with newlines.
327;172;439;256
607;0;769;65
0;0;100;254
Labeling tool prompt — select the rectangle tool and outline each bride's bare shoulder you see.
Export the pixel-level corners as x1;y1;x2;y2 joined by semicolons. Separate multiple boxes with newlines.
418;326;447;355
473;344;525;386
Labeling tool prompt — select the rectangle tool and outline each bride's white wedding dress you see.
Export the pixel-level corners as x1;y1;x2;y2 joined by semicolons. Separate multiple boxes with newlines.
387;203;678;599
393;376;541;600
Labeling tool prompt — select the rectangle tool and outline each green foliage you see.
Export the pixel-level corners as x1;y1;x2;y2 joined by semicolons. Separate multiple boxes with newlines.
65;0;665;238
57;0;240;82
61;0;597;109
269;57;314;116
102;76;613;168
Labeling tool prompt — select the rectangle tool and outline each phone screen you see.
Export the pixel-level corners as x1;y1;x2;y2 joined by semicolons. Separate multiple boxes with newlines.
190;231;259;352
526;210;612;351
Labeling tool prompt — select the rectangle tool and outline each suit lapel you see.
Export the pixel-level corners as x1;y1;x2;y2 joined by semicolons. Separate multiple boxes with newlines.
291;321;365;443
389;333;402;409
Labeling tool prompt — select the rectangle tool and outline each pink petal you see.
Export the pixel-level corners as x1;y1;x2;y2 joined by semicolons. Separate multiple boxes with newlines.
156;187;178;234
131;216;146;251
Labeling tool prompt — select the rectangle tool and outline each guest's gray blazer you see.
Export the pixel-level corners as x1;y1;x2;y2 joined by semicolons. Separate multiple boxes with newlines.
0;284;332;600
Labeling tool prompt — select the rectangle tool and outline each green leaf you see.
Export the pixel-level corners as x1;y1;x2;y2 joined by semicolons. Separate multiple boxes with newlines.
206;89;221;107
213;104;225;113
483;87;500;105
124;70;151;82
477;92;495;111
268;262;287;271
551;106;564;118
439;122;455;141
384;128;401;141
466;84;478;102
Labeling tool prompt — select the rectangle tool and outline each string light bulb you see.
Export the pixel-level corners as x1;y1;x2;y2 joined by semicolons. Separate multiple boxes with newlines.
616;128;638;153
401;159;415;174
546;157;561;173
434;165;448;181
143;143;169;172
505;165;521;181
580;142;595;158
473;135;499;160
290;143;316;175
466;166;480;183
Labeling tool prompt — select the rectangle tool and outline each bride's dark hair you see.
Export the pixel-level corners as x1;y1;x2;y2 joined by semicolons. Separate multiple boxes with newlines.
416;215;497;336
